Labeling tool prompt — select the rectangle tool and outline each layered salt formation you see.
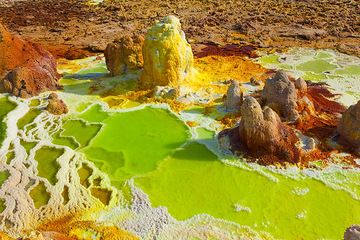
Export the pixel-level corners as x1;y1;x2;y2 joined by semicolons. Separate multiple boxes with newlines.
238;96;300;163
0;23;60;98
140;16;194;89
337;100;360;154
104;35;144;76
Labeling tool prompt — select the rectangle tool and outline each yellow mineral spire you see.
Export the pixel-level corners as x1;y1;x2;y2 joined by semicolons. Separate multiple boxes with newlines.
140;15;194;89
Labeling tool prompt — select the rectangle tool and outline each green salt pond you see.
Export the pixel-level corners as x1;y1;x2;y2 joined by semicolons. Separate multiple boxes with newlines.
79;106;189;185
35;147;64;185
0;97;16;146
0;49;358;238
17;108;41;129
30;181;50;209
135;142;360;239
61;120;102;148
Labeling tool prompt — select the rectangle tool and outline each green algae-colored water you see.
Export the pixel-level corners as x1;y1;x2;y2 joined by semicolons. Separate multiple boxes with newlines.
17;108;41;130
136;142;360;239
35;147;64;185
0;97;16;146
1;49;359;239
30;181;50;208
80;106;189;185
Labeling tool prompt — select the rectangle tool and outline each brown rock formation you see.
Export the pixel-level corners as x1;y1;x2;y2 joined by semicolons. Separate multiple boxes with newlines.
337;100;360;154
46;93;68;115
261;71;299;122
238;96;300;164
344;225;360;240
0;23;60;98
294;77;307;93
224;80;243;111
104;35;144;76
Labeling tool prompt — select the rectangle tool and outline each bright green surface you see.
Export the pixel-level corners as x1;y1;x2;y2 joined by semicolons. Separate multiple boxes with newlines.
81;107;189;184
258;54;279;64
136;142;360;239
77;104;109;122
0;97;16;146
20;140;37;154
17;108;41;129
297;59;337;73
30;181;50;208
52;131;79;149
62;120;102;148
35;147;64;185
0;198;5;213
0;170;9;187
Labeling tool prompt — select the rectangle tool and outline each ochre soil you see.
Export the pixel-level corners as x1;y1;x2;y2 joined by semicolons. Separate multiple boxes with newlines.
0;0;359;59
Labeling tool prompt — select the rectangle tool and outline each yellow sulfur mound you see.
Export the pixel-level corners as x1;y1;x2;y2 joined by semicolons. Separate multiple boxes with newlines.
140;16;194;89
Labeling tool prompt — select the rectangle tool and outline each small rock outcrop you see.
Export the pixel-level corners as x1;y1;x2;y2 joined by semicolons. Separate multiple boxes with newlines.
46;93;68;115
295;77;307;93
0;23;60;98
337;100;360;153
344;225;360;240
238;96;300;163
224;80;243;111
104;35;144;76
250;76;261;86
140;16;194;89
261;71;299;122
153;86;177;100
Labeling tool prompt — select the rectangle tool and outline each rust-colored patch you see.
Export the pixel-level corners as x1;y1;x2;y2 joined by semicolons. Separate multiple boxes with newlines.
38;214;138;240
306;83;346;114
194;44;258;58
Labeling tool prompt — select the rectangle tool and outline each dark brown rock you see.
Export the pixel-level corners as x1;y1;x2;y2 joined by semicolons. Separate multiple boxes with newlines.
238;96;300;163
104;35;144;76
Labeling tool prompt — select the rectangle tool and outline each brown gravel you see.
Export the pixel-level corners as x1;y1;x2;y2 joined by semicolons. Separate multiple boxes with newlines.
0;0;359;58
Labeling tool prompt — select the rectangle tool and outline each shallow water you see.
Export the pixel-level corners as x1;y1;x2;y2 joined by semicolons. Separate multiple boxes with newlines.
136;142;360;239
0;48;358;239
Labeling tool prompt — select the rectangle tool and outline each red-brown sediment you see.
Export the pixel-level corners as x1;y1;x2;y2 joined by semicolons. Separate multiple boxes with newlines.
194;44;258;58
219;71;356;167
1;0;359;60
0;22;61;97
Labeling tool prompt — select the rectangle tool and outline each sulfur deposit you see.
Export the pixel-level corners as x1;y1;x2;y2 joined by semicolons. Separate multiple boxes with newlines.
104;35;144;76
0;23;60;98
140;16;194;89
261;71;299;122
337;100;360;153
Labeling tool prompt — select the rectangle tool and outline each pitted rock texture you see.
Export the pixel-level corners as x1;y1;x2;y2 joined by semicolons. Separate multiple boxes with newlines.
261;71;299;122
224;80;243;111
238;96;300;164
140;16;194;89
104;35;144;76
46;93;68;115
344;225;360;240
337;100;360;153
0;23;60;98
